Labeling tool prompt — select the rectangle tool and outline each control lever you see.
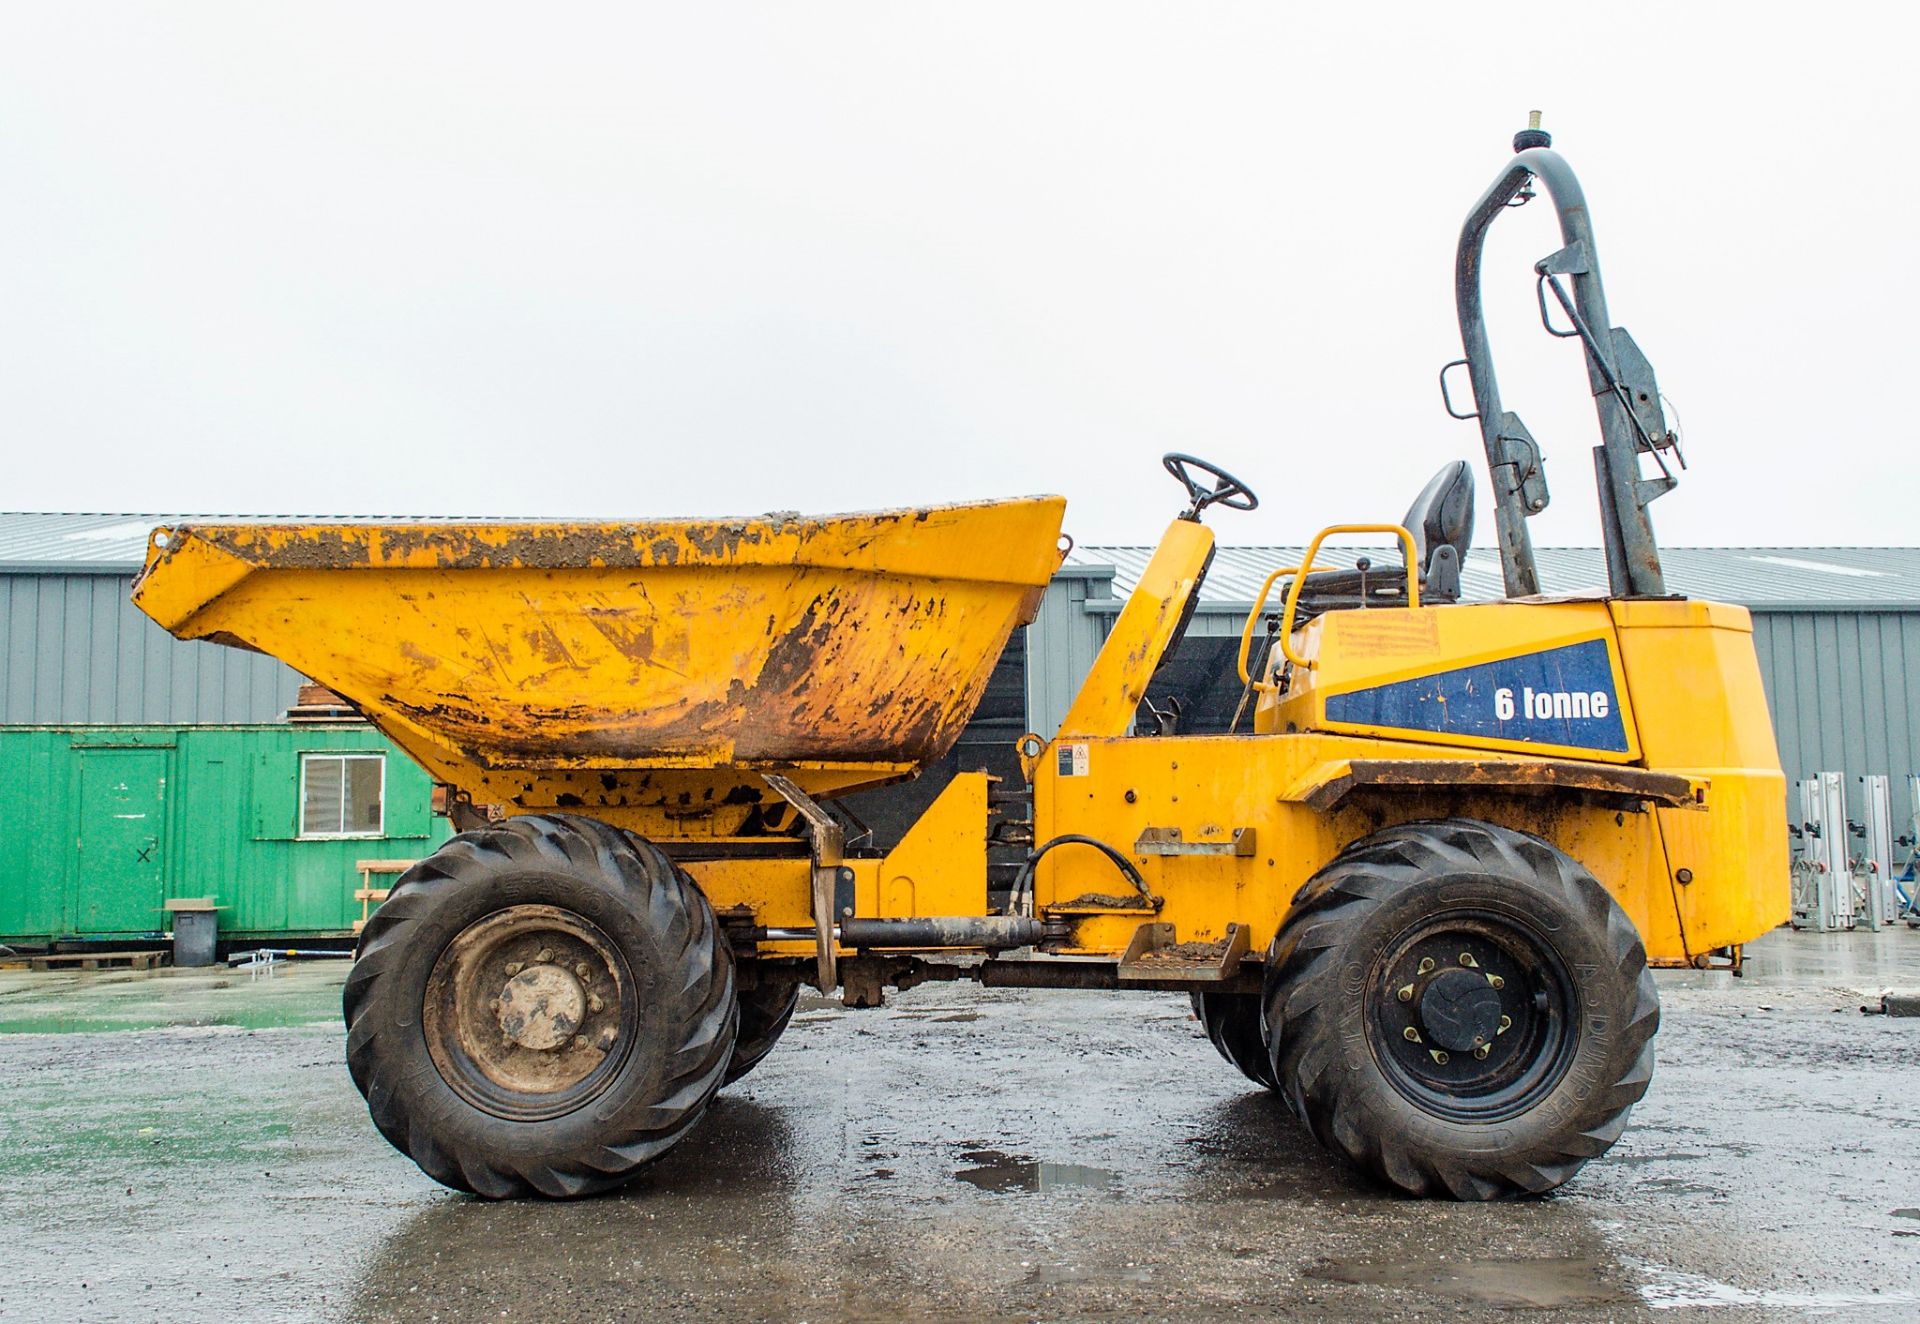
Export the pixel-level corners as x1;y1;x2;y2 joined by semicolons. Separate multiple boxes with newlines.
1142;695;1184;737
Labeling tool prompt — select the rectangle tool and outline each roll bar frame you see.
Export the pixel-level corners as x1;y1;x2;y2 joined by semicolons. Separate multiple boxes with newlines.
1447;124;1682;599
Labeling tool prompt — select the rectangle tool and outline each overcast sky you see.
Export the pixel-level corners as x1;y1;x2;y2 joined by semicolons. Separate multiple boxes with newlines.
1;4;1912;547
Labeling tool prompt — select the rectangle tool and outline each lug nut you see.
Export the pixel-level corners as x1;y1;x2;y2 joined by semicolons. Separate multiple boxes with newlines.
535;948;553;963
1497;1014;1513;1035
504;961;524;976
1487;974;1505;990
1403;1026;1421;1043
1430;1050;1450;1065
1458;952;1478;968
1474;1043;1491;1060
1396;984;1414;1003
587;994;605;1014
1416;957;1435;976
575;962;591;980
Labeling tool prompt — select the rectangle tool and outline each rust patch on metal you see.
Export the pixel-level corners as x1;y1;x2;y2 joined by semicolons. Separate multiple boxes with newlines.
159;507;969;574
1057;893;1156;910
1145;940;1232;961
1306;758;1695;814
757;599;833;693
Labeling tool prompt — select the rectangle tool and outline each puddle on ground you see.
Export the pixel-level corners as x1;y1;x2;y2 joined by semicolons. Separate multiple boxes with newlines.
1612;1150;1713;1166
1305;1256;1625;1309
1636;1176;1726;1198
0;1007;338;1035
1628;1259;1920;1312
0;968;343;1035
1025;1263;1153;1285
953;1148;1119;1194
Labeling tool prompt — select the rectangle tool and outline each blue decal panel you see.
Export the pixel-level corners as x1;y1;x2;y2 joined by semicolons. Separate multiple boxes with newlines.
1323;638;1628;753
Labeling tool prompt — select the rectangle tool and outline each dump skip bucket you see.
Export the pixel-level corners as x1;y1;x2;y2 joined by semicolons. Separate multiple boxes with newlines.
132;498;1066;804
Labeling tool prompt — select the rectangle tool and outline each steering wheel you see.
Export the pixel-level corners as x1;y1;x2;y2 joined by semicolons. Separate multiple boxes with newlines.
1163;452;1259;517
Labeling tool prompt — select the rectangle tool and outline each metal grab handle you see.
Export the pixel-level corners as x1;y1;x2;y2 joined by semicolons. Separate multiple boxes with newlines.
1236;563;1321;687
1534;272;1583;339
1438;360;1480;420
1277;524;1421;671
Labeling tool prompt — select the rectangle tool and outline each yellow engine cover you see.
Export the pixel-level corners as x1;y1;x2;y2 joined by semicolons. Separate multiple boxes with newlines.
1033;596;1786;966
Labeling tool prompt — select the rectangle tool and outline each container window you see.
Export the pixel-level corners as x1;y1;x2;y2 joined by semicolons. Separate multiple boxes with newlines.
300;753;385;839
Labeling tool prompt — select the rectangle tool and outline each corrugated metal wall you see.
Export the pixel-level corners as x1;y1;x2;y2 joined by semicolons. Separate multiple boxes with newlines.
1021;570;1113;738
1752;610;1920;828
1;572;303;724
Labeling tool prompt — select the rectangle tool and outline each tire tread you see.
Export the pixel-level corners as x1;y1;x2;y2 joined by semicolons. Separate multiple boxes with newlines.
343;813;736;1199
1263;818;1659;1200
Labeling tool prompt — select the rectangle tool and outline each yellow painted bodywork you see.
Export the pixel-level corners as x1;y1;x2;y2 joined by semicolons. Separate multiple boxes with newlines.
1263;600;1645;764
686;772;989;957
131;499;1066;839
1031;551;1788;965
1055;518;1214;740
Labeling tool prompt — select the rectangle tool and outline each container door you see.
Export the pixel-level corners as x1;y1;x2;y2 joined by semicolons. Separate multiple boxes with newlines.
74;749;169;934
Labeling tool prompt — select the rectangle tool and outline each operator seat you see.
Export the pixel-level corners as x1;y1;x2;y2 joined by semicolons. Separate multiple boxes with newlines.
1291;460;1475;617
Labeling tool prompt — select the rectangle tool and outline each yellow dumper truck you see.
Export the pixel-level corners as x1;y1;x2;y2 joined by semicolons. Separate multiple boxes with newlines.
132;123;1786;1201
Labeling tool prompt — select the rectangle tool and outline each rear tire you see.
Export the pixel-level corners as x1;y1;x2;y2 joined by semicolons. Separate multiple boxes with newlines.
344;814;737;1199
1263;818;1658;1200
724;966;803;1086
1191;991;1278;1090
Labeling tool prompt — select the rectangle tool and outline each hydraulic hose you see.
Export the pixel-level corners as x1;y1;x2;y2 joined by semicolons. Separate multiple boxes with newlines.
1008;834;1158;918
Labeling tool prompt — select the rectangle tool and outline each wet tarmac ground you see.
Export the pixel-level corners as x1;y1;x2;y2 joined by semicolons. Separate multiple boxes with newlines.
1;929;1918;1322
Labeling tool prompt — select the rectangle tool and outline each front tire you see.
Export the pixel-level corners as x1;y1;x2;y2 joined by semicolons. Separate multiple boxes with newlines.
1263;818;1658;1200
344;814;737;1199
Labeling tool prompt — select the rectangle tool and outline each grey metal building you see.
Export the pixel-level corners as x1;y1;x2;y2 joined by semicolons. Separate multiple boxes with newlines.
2;514;301;724
6;514;1918;827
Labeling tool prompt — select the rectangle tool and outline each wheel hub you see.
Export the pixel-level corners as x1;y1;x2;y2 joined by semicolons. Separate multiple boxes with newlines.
497;963;587;1051
1367;910;1576;1123
1418;966;1503;1052
422;904;638;1121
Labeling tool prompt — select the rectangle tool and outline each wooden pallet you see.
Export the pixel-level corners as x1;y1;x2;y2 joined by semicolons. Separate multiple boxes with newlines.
352;858;417;934
0;949;168;972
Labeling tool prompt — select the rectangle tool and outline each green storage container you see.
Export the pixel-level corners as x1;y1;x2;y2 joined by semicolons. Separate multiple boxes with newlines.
0;724;450;942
